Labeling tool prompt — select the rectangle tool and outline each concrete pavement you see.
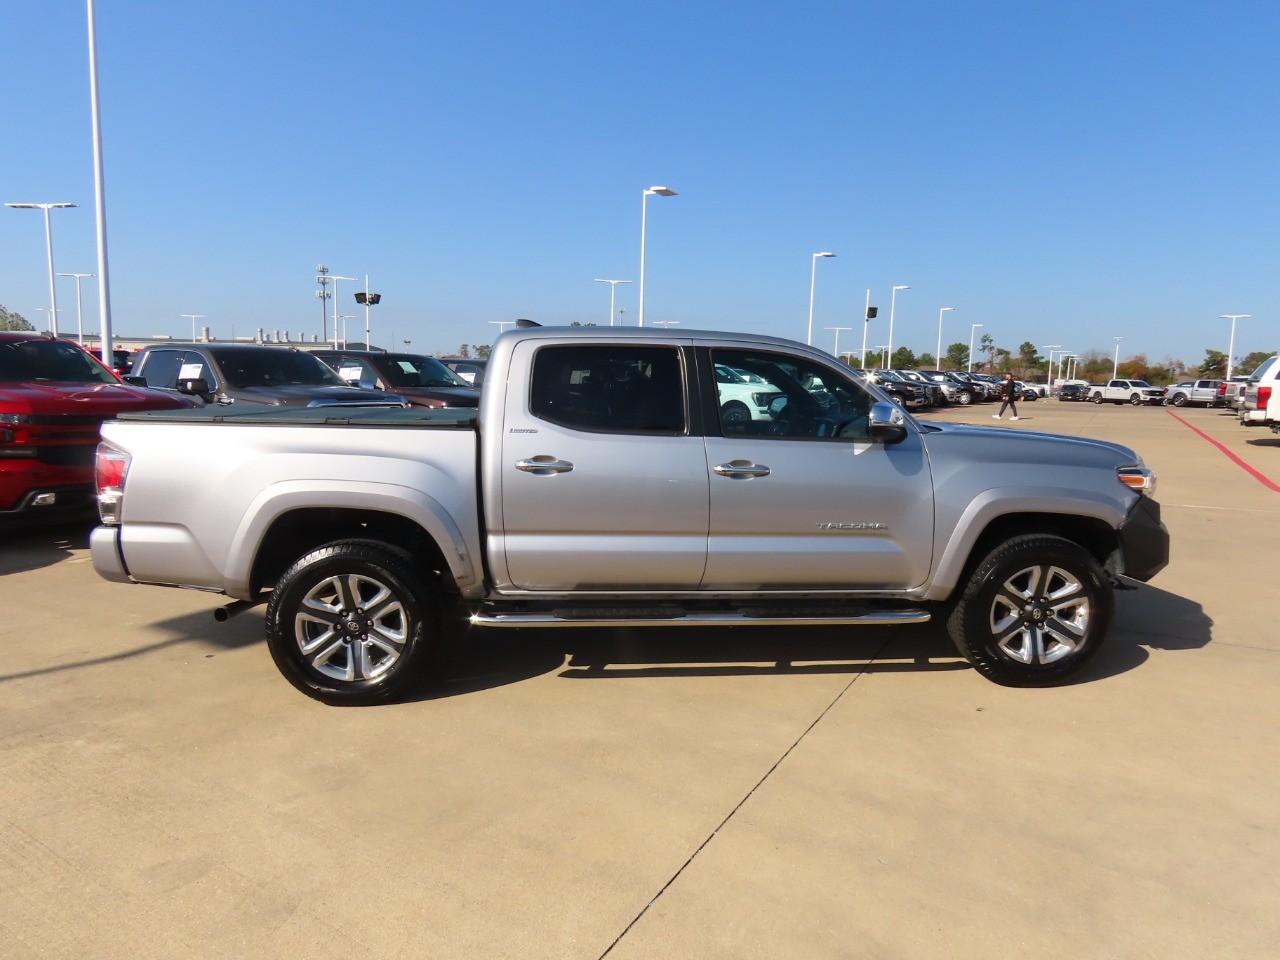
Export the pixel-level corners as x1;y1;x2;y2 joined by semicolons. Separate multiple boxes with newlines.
1;400;1276;959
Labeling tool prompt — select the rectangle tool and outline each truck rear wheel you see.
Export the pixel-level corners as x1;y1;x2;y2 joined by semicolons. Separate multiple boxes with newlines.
946;535;1113;686
265;540;438;706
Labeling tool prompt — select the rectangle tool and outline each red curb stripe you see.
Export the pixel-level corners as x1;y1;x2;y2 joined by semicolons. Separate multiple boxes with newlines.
1164;408;1280;492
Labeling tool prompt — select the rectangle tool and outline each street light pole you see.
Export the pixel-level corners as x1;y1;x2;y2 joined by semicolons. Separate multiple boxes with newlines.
825;326;852;359
58;273;95;344
638;186;676;327
180;314;206;342
1218;315;1251;380
1112;336;1124;379
860;288;871;368
594;279;632;326
325;275;357;348
316;265;330;342
935;306;955;368
490;321;515;336
968;323;983;372
887;284;909;365
806;252;836;345
6;201;78;337
1041;344;1060;390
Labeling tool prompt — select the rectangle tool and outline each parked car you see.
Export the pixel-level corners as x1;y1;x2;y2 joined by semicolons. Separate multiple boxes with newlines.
1163;379;1222;407
313;350;480;409
128;343;409;408
1058;383;1090;402
918;370;981;405
1218;376;1251;410
1088;380;1166;405
1014;381;1039;401
1239;356;1279;428
713;363;785;422
440;357;488;387
0;331;191;523
870;370;929;409
91;323;1168;704
894;370;945;407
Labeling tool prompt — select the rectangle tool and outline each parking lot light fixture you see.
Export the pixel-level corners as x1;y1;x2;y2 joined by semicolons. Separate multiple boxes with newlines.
58;273;96;344
1218;315;1250;380
638;186;677;327
1112;336;1124;379
967;323;982;372
6;201;78;337
935;307;955;369
323;275;357;348
594;279;632;326
1041;344;1060;388
180;314;206;342
807;252;836;345
887;285;909;362
825;326;852;359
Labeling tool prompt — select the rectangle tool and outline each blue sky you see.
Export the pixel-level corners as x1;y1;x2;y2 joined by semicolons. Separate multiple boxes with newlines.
2;1;1276;365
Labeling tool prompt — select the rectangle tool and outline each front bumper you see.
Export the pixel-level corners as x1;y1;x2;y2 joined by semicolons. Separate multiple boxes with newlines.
1115;496;1169;582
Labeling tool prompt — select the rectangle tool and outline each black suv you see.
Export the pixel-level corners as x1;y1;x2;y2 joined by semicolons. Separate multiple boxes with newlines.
128;343;407;408
312;350;480;409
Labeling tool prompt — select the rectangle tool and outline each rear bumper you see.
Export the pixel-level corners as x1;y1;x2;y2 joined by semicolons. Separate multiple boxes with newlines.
90;525;133;583
1116;497;1169;582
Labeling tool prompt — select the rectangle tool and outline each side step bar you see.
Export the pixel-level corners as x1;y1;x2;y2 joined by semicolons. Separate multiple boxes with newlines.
469;609;932;629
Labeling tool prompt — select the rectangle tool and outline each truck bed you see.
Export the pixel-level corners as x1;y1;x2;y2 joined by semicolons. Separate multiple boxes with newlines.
114;405;478;429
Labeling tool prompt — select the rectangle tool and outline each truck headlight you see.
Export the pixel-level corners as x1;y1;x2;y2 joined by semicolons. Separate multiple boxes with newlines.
1117;466;1156;495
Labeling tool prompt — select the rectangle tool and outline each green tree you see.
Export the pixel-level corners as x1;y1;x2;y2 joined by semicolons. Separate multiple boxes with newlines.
0;305;35;331
1017;341;1044;375
890;346;917;369
1237;351;1272;376
474;344;492;359
915;352;936;368
944;342;969;370
456;344;472;358
1199;349;1226;377
978;333;996;371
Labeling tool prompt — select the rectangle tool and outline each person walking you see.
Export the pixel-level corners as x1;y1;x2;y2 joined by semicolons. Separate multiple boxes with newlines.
993;372;1020;420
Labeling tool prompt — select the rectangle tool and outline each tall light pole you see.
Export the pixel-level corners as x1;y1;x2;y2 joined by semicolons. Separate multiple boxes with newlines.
180;314;206;342
316;265;331;342
325;275;357;348
967;323;983;372
887;284;909;365
1219;315;1250;380
860;289;872;368
6;202;78;337
86;0;114;369
873;345;890;368
806;252;836;345
1041;344;1060;389
58;273;95;344
935;306;955;368
638;186;676;327
1112;336;1124;379
594;279;632;326
490;321;515;336
355;277;381;349
825;326;852;359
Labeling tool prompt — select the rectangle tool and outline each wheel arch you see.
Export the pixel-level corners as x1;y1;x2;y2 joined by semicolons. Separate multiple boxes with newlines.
224;481;481;600
925;507;1120;602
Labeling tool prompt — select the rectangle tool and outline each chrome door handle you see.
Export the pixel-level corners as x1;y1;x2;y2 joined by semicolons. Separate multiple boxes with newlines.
714;461;770;478
515;457;574;474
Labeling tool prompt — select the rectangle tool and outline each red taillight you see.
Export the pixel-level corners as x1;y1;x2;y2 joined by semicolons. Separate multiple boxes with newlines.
1259;386;1272;411
95;441;131;524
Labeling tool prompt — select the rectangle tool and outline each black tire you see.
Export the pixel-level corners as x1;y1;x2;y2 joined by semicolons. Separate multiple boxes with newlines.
720;400;751;424
265;540;439;706
946;535;1113;686
1090;393;1103;403
1171;393;1187;407
956;389;973;406
1129;393;1143;405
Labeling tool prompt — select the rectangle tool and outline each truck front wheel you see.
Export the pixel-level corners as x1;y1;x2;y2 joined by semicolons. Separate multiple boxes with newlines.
265;540;438;706
946;535;1113;686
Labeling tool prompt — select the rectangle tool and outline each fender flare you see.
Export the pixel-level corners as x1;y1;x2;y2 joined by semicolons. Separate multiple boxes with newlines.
222;479;479;599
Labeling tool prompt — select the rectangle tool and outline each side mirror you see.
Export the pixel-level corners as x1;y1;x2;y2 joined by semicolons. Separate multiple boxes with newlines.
177;377;211;396
767;396;789;418
868;401;908;444
122;375;147;387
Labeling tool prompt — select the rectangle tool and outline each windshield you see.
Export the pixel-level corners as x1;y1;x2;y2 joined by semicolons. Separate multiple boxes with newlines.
379;354;472;388
211;348;347;388
1249;357;1278;382
1128;380;1153;388
0;339;118;384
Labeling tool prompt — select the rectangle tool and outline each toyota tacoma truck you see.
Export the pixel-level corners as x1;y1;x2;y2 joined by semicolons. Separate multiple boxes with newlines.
90;324;1169;705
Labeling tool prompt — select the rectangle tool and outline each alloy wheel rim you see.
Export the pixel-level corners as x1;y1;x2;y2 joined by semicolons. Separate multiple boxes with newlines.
294;573;408;681
988;564;1090;665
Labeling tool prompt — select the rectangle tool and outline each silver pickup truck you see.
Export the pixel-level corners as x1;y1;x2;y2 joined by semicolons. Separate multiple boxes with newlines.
91;325;1169;704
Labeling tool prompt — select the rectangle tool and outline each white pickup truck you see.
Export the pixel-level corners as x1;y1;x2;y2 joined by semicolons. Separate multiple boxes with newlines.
1088;380;1166;405
91;325;1168;705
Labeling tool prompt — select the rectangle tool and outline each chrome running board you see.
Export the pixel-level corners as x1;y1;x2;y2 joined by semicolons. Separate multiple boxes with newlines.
469;609;931;629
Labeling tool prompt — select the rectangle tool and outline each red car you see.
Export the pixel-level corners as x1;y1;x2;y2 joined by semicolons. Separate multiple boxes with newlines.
0;332;192;523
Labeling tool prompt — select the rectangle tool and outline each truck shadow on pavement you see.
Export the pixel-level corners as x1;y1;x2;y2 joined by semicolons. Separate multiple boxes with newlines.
0;518;95;576
408;582;1212;700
